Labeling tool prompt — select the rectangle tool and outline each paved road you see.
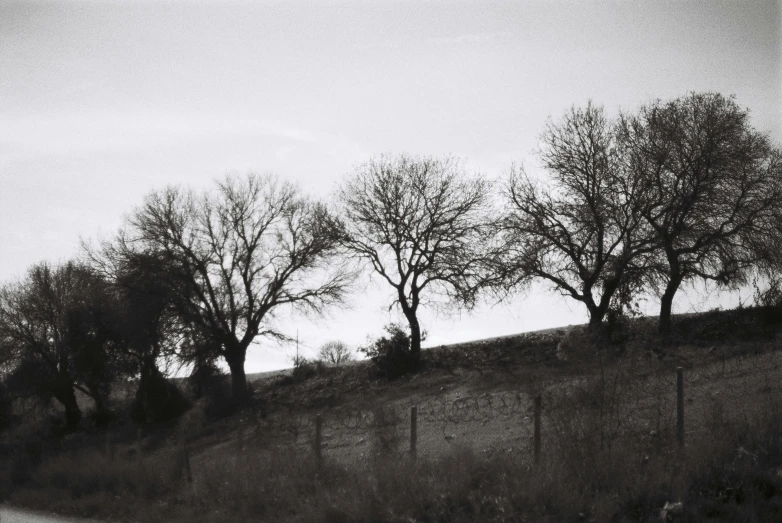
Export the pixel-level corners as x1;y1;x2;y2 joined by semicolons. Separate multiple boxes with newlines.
0;506;101;523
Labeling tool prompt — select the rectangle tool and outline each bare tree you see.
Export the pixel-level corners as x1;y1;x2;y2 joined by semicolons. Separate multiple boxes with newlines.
110;173;351;401
0;262;124;427
501;103;657;329
318;340;353;365
620;93;782;333
338;154;495;361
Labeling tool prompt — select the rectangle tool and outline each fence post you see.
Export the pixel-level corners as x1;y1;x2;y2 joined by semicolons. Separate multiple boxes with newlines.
677;367;684;448
410;406;418;461
314;414;323;467
534;395;541;464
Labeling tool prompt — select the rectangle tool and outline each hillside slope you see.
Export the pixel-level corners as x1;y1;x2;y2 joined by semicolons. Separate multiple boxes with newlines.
4;307;782;522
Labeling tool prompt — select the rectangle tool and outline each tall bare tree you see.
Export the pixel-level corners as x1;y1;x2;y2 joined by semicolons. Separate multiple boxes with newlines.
338;154;495;361
501;103;657;329
111;173;350;400
620;93;782;333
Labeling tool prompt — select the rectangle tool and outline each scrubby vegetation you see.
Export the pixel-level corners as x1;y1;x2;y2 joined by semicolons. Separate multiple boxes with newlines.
1;309;782;521
360;323;419;379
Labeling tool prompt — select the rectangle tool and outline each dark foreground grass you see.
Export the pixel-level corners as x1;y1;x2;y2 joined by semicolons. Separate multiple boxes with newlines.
4;408;782;522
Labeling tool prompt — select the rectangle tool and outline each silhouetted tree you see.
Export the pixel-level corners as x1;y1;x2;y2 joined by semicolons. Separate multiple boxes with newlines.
62;276;127;423
318;340;353;365
339;154;496;362
0;262;123;427
620;93;782;333
112;173;351;401
97;250;191;422
501;103;657;329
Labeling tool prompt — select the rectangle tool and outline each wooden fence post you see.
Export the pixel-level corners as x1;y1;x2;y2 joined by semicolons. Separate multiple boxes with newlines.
410;406;418;461
534;395;542;464
314;414;323;467
677;367;684;448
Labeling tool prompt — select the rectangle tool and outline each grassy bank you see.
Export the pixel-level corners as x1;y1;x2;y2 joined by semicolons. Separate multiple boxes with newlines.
3;308;782;521
5;406;782;522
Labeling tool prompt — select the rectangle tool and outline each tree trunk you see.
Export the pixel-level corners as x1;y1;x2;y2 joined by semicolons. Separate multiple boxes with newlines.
659;275;683;335
87;383;111;426
226;351;248;402
585;292;606;332
588;313;604;332
408;315;422;365
398;288;422;367
587;275;624;333
54;385;81;428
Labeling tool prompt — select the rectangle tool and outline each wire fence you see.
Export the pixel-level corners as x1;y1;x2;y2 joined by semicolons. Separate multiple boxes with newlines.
11;342;782;483
220;345;782;470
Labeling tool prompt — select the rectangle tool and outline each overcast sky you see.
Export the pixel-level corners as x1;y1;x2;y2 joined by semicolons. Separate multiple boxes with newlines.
1;0;780;372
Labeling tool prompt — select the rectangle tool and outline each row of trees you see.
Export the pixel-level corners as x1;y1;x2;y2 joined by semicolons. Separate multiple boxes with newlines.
502;94;782;332
1;92;780;428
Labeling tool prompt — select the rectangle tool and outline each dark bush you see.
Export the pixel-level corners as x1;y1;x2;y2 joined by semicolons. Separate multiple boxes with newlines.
290;358;328;383
3;439;43;490
130;368;190;424
188;376;243;420
88;408;114;428
187;358;225;400
752;279;782;326
668;306;780;345
360;324;417;379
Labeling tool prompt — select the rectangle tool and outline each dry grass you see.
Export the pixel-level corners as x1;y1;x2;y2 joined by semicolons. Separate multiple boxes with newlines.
4;308;782;521
7;409;782;522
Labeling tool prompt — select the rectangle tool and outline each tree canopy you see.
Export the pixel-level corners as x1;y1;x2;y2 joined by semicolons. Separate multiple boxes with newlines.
500;102;657;328
102;173;352;400
339;154;497;359
620;93;782;332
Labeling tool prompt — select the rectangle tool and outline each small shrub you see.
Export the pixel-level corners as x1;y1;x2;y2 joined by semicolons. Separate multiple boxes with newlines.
291;357;328;382
360;323;417;379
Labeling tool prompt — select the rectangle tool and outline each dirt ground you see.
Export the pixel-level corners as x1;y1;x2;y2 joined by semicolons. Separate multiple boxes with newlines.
184;335;782;478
